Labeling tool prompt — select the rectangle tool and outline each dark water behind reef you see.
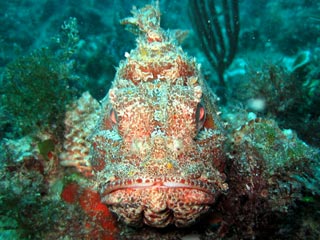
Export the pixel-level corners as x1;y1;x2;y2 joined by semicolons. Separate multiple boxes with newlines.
0;0;319;239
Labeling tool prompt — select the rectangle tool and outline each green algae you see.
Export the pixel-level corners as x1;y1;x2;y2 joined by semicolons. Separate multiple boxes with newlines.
1;47;75;138
38;139;55;160
0;18;81;139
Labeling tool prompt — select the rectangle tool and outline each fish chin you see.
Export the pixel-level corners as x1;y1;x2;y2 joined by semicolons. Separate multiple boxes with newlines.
101;177;217;228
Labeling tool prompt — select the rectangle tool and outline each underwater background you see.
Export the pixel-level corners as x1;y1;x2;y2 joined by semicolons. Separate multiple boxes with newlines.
0;0;319;239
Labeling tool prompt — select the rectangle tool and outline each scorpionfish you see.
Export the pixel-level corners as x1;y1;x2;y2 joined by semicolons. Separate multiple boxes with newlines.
61;3;228;229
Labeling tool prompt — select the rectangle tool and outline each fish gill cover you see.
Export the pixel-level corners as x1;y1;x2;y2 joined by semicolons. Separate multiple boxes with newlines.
0;0;319;239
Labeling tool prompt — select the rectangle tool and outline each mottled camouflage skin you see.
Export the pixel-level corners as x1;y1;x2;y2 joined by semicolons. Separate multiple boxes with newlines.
89;4;228;227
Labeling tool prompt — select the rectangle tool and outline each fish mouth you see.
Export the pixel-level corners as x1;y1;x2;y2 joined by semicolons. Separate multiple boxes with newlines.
103;177;216;195
102;177;218;227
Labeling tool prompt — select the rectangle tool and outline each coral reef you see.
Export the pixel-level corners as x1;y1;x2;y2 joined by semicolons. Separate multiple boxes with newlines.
58;3;319;239
0;133;88;239
217;117;319;238
0;1;319;240
230;50;320;147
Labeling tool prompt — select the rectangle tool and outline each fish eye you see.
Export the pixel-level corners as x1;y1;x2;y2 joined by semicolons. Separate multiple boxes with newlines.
196;103;206;130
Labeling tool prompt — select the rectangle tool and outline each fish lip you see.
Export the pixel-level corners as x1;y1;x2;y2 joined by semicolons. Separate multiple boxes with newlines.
103;177;216;195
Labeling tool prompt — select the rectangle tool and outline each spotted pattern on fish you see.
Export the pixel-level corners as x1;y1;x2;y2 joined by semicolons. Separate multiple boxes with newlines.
88;4;228;228
60;3;228;228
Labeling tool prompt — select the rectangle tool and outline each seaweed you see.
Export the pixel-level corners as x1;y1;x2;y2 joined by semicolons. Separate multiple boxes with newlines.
0;18;81;139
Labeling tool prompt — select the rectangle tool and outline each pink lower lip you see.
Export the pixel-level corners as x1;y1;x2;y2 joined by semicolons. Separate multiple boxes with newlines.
104;177;215;194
